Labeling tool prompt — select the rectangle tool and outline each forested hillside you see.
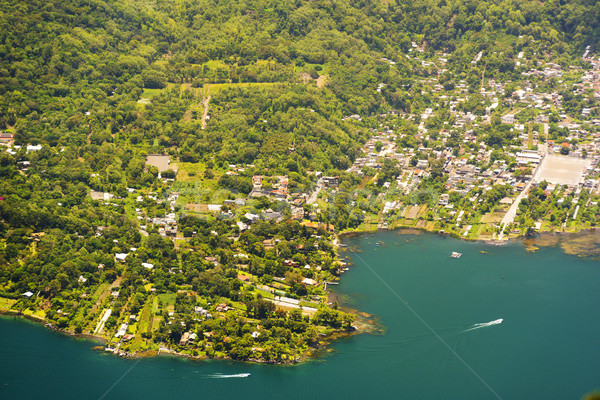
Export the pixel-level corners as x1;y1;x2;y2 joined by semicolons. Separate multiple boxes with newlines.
1;0;599;362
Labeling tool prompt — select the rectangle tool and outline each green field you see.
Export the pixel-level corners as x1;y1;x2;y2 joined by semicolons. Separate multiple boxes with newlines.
0;297;17;311
208;82;279;95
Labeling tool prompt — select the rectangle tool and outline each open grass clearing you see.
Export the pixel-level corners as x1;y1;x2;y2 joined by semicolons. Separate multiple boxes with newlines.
0;297;17;310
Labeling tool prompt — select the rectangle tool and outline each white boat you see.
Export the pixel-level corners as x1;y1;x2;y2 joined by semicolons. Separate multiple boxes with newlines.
451;251;462;258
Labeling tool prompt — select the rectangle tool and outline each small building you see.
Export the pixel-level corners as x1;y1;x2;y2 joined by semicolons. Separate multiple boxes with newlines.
322;176;339;187
215;303;230;312
261;209;282;221
180;331;190;345
302;277;316;286
516;151;541;165
115;323;128;337
415;159;427;169
244;213;260;223
501;114;515;124
0;132;14;143
22;291;34;298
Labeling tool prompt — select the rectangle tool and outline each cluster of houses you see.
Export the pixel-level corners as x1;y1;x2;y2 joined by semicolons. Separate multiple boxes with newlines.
136;192;179;237
250;175;289;200
340;48;600;224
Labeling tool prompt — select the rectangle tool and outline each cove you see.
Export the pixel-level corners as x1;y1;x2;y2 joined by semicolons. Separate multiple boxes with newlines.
1;231;600;400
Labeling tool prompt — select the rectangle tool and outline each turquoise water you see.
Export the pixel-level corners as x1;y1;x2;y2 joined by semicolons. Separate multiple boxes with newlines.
2;232;600;399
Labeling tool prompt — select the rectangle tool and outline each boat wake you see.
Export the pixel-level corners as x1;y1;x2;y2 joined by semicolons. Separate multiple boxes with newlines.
205;373;251;379
463;319;503;332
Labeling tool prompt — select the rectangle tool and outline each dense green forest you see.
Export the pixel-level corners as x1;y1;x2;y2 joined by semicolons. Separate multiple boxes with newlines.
1;0;599;362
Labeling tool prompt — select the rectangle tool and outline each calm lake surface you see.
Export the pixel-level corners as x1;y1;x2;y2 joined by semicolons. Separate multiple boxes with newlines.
2;231;600;399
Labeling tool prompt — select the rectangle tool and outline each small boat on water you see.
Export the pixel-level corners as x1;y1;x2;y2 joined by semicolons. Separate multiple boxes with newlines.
451;251;462;259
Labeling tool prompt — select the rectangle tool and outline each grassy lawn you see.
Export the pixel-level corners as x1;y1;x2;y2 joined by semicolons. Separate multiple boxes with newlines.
299;300;319;309
157;293;177;314
22;308;46;319
91;283;110;303
480;211;505;224
173;162;207;183
256;289;275;299
138;296;154;334
229;301;247;311
208;82;279;95
295;62;330;75
123;197;138;220
141;88;166;99
202;60;229;70
0;297;17;311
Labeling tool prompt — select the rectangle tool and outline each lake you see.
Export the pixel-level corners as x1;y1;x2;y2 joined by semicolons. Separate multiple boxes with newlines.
1;231;599;399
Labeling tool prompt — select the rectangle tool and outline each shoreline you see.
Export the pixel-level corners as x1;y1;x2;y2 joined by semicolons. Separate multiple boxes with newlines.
0;308;365;366
4;227;598;366
339;222;599;246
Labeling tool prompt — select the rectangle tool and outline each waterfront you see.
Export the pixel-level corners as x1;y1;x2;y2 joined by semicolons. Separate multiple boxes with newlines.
1;231;600;399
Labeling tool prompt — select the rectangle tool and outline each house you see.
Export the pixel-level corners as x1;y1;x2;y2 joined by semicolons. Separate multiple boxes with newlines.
516;151;542;165
302;277;316;286
223;199;246;207
207;204;221;212
180;331;190;345
142;262;154;269
115;253;128;262
22;291;34;298
115;323;128;337
244;213;260;223
322;176;339;187
291;206;304;220
194;306;208;316
416;159;428;169
261;209;282;221
438;193;450;206
0;132;13;143
501;114;515;124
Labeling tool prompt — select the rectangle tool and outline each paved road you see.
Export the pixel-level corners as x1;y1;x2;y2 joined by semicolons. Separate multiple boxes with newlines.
201;85;211;129
307;179;322;205
498;151;546;240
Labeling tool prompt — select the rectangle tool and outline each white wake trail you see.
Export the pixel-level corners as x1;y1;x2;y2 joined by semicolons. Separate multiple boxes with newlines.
205;373;251;379
463;318;503;332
